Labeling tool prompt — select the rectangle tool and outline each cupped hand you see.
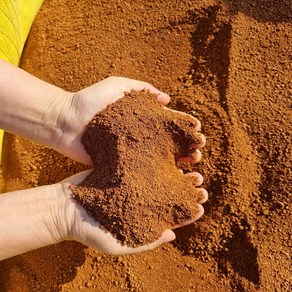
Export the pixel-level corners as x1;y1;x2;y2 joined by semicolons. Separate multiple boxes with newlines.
57;170;207;255
55;77;205;165
56;77;170;165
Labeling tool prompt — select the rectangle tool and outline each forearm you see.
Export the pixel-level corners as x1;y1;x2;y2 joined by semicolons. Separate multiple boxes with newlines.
0;59;72;147
0;184;66;260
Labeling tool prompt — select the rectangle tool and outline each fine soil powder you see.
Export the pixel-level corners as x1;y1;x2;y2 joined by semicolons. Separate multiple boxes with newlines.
70;91;204;246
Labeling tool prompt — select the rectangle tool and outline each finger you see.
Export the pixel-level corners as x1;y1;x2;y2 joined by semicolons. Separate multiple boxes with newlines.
103;229;176;256
61;169;93;184
164;108;201;131
190;133;206;149
196;188;208;204
184;171;203;186
123;229;176;255
172;204;204;229
177;149;202;163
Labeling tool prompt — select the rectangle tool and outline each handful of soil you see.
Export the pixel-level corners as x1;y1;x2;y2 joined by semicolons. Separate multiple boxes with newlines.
70;91;204;246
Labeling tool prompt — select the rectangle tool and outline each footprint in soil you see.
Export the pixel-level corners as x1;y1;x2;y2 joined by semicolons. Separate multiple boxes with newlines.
70;91;207;247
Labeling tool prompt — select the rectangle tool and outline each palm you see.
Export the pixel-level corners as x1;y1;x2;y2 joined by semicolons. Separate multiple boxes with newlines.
57;77;170;165
61;171;176;255
61;170;205;255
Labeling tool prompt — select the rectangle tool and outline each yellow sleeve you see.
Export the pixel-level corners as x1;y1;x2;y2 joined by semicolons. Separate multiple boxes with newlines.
0;0;44;165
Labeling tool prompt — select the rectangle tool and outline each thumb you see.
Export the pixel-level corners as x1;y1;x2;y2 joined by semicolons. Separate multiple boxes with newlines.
60;169;93;185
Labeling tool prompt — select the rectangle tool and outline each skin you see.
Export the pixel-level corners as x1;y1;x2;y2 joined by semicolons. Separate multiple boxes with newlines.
0;59;207;260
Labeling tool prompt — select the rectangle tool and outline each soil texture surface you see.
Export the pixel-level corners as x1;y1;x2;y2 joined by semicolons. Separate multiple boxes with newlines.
0;0;291;291
71;91;203;246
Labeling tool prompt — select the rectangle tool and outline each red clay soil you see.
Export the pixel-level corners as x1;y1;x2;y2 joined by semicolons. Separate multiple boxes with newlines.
70;91;204;246
0;0;291;291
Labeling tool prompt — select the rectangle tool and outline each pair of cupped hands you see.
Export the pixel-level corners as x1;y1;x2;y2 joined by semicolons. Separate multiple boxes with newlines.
38;77;208;255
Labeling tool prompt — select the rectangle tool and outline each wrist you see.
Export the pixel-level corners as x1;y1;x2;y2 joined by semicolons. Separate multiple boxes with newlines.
38;88;75;152
49;90;93;165
0;184;68;260
53;181;78;241
0;60;74;148
42;183;71;242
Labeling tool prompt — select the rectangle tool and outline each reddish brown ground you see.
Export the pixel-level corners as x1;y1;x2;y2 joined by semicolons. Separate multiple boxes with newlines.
0;0;291;291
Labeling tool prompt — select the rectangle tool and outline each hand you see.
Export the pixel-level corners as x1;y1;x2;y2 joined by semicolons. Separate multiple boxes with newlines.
55;77;171;165
57;170;207;255
0;168;207;260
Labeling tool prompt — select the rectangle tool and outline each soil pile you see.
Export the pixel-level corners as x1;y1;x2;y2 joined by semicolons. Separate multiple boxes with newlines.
71;91;204;246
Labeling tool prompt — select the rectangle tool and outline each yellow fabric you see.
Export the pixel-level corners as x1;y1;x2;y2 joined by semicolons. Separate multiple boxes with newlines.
0;0;44;164
0;0;43;65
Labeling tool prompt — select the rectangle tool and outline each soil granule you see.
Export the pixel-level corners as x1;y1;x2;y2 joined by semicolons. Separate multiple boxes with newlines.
70;91;204;246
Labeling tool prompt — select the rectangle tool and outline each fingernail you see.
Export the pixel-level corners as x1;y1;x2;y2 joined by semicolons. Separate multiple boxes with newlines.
162;231;176;243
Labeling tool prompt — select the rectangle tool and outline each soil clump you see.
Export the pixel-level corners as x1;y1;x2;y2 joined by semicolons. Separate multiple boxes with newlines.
71;91;204;246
